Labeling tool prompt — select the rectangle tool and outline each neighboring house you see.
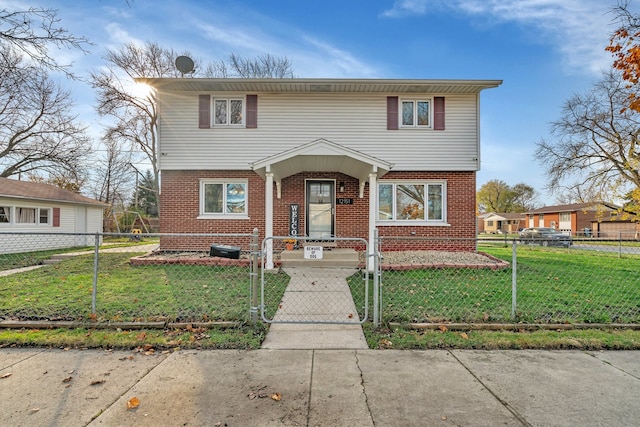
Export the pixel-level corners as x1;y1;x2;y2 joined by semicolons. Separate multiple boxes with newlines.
476;212;493;234
482;212;525;234
523;202;620;236
0;177;108;254
138;77;502;266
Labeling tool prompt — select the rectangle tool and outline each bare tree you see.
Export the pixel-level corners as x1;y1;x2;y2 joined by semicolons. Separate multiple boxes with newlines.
91;41;295;216
0;7;90;78
535;70;640;217
90;42;188;215
0;45;90;178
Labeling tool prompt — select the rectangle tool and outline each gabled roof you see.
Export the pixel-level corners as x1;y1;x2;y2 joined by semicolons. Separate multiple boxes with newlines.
136;77;503;94
484;212;526;221
0;177;108;207
525;202;619;214
251;138;393;183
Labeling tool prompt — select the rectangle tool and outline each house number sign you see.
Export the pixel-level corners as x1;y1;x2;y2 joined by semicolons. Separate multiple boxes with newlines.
336;198;353;205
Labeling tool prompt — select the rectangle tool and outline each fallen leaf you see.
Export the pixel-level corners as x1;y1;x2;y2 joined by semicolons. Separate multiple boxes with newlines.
1;373;12;379
90;379;106;386
483;312;489;321
348;313;353;319
136;332;147;341
271;392;282;401
460;332;469;340
127;397;140;409
438;325;448;333
62;376;73;383
29;408;40;414
379;338;393;348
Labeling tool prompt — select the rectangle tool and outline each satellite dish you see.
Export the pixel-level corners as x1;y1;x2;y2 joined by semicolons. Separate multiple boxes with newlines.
175;56;194;76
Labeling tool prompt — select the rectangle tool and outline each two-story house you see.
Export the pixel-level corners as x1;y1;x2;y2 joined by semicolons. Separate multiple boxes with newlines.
139;78;501;266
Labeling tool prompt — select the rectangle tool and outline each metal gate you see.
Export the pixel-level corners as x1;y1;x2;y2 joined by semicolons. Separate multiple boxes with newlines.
260;236;371;324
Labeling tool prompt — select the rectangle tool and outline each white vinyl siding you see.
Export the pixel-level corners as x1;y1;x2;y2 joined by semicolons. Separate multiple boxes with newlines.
0;197;104;254
156;92;480;172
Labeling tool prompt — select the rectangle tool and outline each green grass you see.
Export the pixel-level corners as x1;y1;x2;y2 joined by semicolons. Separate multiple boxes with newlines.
364;324;640;350
356;245;640;324
0;324;267;350
0;252;289;323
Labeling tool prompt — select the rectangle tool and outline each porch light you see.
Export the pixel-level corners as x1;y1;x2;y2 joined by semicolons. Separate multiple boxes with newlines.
339;182;345;193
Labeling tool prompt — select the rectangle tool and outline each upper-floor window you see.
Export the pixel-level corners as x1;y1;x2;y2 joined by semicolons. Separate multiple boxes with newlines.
0;206;9;223
401;99;430;128
559;212;570;222
378;181;445;223
200;179;247;218
214;98;244;126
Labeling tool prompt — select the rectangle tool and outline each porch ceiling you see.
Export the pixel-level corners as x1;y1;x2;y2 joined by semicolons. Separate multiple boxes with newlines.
251;138;393;188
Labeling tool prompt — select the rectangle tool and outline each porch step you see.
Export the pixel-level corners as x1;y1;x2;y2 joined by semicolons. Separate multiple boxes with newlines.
280;248;359;268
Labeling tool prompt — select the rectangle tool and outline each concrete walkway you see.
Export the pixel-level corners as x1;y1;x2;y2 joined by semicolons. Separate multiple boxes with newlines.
261;267;368;350
0;244;158;277
2;348;639;426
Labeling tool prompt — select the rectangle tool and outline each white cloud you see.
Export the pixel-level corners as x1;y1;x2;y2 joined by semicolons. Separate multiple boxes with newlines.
449;0;615;75
381;0;428;18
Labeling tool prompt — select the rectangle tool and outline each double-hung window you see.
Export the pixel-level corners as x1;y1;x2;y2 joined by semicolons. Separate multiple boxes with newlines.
401;99;430;128
378;181;445;223
200;179;247;218
214;98;244;126
39;208;50;224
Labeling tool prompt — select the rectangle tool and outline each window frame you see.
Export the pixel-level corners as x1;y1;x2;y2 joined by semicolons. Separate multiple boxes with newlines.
0;206;10;224
399;98;432;129
198;179;249;219
377;180;447;225
212;97;245;127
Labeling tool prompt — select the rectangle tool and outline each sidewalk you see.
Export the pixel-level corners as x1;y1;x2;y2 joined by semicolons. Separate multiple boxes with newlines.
1;348;639;426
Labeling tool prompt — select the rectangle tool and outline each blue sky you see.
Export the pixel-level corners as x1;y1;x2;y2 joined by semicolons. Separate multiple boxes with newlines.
7;0;635;202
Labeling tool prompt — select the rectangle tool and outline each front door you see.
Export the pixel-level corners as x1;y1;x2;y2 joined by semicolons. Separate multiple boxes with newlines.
306;180;334;239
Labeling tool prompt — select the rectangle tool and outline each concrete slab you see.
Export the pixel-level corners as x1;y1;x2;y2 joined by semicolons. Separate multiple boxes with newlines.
0;349;167;427
452;350;640;426
589;349;640;378
262;267;368;349
89;349;312;427
262;324;368;350
309;351;374;427
356;350;522;426
1;349;640;426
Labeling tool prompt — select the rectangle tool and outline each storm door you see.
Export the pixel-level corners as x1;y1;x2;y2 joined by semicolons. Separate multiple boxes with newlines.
306;180;335;239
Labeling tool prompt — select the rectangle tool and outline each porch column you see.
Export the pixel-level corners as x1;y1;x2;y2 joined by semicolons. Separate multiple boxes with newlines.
265;172;274;269
368;172;377;271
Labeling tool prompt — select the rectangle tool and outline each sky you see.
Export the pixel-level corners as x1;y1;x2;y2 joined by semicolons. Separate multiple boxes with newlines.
5;0;637;203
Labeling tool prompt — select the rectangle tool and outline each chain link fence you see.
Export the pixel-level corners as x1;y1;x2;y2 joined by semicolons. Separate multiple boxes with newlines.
377;236;640;325
0;232;282;324
2;232;639;327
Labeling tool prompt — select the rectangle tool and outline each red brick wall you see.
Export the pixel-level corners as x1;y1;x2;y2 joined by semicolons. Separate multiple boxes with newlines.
160;169;476;251
160;170;265;250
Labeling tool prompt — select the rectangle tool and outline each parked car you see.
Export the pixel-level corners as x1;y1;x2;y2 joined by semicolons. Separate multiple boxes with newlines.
518;227;572;247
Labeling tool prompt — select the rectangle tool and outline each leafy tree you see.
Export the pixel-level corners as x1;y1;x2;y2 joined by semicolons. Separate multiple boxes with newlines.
534;70;640;219
607;0;640;112
135;169;158;216
477;180;537;213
